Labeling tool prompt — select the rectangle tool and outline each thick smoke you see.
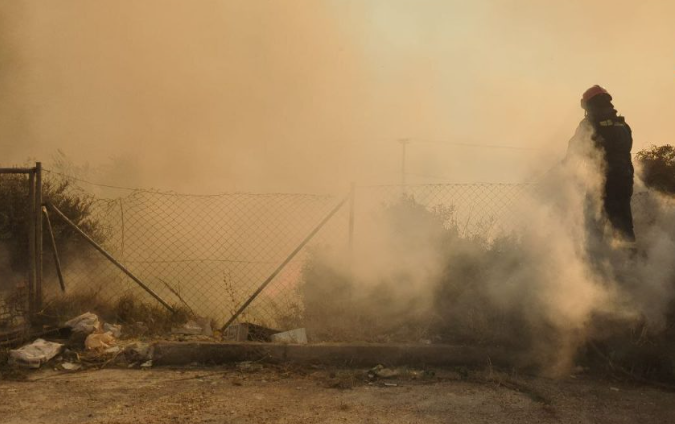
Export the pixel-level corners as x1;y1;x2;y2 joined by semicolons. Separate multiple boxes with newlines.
2;1;675;192
303;123;675;376
1;1;674;375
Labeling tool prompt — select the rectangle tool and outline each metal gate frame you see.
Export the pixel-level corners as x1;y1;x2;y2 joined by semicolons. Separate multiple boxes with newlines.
0;162;42;342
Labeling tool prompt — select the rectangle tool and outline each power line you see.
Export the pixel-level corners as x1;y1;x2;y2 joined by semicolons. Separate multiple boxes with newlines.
410;139;541;151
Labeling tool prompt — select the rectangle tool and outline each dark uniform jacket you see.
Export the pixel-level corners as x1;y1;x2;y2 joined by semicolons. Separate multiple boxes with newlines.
568;114;635;241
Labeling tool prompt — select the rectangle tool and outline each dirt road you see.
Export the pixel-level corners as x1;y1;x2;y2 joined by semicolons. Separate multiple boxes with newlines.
1;365;673;423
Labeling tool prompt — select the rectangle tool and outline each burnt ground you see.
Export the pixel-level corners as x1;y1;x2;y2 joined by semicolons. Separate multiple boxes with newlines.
1;364;674;424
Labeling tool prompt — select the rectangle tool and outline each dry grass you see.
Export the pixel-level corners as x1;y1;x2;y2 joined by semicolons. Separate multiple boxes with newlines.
36;290;193;337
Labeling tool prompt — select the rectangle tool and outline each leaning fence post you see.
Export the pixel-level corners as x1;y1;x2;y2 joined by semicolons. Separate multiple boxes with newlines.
220;194;350;332
35;162;43;310
46;203;176;314
42;206;66;293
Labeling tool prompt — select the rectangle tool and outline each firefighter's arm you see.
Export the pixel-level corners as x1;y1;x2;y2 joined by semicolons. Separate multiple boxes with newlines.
564;120;591;164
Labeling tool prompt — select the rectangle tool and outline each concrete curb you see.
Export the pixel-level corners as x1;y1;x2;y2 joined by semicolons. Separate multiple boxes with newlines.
152;342;515;368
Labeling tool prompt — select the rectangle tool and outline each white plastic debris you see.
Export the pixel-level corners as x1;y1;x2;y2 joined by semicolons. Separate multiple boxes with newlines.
171;318;213;337
140;360;153;368
61;362;82;371
171;320;203;335
104;346;121;354
84;332;116;350
196;317;213;337
103;323;122;338
65;312;100;334
368;364;400;379
9;339;64;369
270;328;307;344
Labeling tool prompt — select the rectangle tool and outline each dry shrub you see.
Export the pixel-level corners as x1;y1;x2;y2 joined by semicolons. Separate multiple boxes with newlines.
298;195;519;344
113;294;191;336
298;194;675;380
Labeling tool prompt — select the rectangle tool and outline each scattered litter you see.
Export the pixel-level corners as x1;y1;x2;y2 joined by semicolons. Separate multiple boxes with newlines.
383;382;398;387
224;322;278;342
65;313;100;335
610;387;620;392
270;328;307;344
61;362;82;371
103;323;122;338
368;364;400;379
104;346;121;354
140;360;153;368
9;339;64;369
85;332;116;350
195;317;213;337
172;319;212;336
124;342;153;362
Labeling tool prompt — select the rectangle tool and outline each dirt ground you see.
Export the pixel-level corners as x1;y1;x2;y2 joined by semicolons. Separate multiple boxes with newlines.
1;364;674;424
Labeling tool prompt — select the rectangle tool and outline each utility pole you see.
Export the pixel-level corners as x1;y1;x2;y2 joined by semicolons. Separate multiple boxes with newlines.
398;138;410;191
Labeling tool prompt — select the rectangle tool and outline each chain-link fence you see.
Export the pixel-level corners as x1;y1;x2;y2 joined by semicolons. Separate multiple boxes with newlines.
355;183;533;240
43;182;350;329
37;177;536;329
36;174;659;333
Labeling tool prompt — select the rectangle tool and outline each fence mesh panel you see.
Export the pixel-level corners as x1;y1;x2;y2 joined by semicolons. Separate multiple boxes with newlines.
355;184;533;239
44;182;349;328
39;175;655;331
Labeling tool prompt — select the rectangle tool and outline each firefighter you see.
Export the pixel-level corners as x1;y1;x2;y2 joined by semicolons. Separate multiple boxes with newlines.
567;85;636;244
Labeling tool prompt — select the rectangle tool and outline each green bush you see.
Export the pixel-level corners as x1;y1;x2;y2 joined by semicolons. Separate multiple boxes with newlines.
0;173;104;277
636;144;675;195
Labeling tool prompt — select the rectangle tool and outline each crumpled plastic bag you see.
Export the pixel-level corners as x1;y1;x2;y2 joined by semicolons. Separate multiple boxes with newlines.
270;328;307;344
103;323;122;338
171;318;213;337
85;331;116;350
368;364;400;379
9;339;64;369
65;312;100;335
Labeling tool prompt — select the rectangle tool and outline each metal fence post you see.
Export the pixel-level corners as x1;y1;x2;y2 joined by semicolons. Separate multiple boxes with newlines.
27;169;36;321
348;182;355;258
35;162;43;311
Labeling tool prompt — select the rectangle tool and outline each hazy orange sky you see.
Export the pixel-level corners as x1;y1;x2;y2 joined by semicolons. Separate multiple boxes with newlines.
1;0;673;193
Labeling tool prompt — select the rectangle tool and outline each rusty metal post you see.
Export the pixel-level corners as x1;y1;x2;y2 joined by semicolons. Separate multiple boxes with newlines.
42;206;66;293
35;162;43;310
27;170;36;319
46;203;175;313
